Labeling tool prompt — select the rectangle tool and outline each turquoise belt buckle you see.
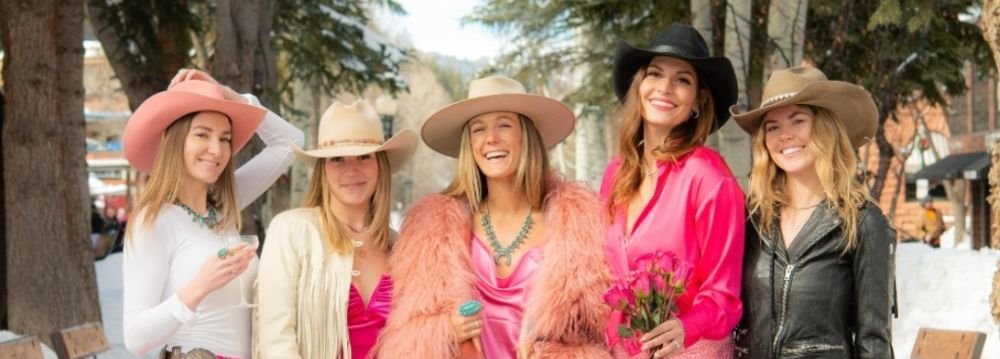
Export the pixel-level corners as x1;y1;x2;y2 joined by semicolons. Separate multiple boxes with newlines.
458;300;482;317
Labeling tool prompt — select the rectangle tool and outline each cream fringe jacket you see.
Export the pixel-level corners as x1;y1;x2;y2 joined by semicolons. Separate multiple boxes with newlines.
253;207;395;359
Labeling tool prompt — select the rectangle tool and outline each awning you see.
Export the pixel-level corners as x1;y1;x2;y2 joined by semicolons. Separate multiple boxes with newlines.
912;151;989;181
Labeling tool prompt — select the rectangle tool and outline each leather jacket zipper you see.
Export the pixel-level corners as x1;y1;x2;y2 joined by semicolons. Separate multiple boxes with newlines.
771;264;795;357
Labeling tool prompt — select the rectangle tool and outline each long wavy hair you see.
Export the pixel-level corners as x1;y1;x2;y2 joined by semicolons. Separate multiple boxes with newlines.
441;114;550;213
746;106;871;251
128;112;240;241
606;66;716;217
301;153;393;255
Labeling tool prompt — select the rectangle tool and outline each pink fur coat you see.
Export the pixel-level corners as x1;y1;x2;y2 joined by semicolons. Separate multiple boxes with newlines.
373;178;613;358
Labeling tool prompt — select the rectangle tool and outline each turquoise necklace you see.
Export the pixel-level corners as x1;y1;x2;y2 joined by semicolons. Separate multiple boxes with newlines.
174;201;218;227
481;203;534;266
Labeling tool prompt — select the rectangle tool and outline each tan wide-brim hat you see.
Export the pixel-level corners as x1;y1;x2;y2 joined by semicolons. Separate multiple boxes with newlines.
421;75;576;158
293;100;417;172
123;79;267;173
730;66;878;148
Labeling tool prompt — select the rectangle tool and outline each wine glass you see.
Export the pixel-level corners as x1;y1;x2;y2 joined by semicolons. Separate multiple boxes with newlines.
227;234;259;308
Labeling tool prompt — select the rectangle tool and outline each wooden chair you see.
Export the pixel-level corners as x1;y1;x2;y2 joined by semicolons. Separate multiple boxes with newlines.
0;336;44;359
50;322;109;359
911;327;987;359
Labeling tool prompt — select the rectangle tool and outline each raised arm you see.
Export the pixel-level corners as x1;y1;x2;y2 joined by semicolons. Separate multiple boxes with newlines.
234;94;305;209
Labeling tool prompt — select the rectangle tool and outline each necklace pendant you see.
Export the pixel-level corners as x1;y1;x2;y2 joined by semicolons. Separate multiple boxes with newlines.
352;240;367;259
494;253;512;266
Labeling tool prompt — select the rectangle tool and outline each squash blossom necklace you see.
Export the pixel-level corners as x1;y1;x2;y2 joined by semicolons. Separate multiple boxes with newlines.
481;203;534;266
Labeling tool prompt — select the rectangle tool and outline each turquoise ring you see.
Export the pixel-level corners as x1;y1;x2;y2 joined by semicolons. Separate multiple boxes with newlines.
217;248;229;259
458;300;482;317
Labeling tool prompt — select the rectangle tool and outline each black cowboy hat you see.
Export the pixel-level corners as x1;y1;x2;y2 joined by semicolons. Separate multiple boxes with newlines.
612;23;739;131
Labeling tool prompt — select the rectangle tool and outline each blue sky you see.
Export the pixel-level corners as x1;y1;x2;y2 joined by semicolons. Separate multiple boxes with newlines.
378;0;508;61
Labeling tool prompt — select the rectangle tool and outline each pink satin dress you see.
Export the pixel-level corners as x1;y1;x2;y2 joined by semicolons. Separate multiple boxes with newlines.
471;235;543;358
346;274;393;359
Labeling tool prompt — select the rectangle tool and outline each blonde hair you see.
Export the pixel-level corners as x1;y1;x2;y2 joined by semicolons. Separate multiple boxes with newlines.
301;152;393;255
127;112;241;240
746;106;871;251
606;66;716;216
441;114;550;213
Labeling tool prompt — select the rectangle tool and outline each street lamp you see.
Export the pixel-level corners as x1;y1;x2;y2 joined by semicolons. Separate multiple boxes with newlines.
375;94;398;140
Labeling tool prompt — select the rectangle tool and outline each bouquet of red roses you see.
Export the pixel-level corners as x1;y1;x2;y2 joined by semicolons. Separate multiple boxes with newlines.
603;250;691;355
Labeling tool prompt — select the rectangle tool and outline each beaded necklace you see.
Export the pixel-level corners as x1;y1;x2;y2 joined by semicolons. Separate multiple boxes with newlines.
174;201;218;227
481;203;534;266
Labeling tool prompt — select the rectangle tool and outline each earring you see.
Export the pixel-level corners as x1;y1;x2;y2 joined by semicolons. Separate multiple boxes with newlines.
691;109;700;120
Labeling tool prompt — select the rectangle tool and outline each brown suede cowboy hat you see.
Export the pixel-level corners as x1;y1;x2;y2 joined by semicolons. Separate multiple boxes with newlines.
612;22;738;132
730;66;878;148
293;100;417;172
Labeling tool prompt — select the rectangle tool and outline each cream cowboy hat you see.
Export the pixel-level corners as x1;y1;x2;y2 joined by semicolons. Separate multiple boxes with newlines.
730;66;878;148
421;75;576;158
293;100;417;172
123;79;267;173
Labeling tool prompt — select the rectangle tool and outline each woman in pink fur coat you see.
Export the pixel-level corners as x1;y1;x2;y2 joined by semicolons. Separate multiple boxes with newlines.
372;75;613;358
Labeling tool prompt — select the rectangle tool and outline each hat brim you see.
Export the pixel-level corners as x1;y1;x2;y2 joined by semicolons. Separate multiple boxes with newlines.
612;40;739;132
123;91;267;173
292;129;418;173
421;93;575;158
729;81;878;148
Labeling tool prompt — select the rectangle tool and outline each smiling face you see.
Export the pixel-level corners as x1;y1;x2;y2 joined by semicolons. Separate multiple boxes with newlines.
763;104;818;176
324;154;380;208
182;111;232;186
468;111;523;182
638;56;701;133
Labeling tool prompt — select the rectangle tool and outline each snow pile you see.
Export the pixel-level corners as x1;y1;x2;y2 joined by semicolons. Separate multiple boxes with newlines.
894;242;999;358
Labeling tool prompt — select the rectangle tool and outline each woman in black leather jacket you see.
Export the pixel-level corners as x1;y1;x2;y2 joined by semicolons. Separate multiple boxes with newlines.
729;67;896;358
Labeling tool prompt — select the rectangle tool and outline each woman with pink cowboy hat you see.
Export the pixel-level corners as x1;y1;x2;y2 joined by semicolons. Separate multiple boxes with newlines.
732;66;894;358
121;69;304;358
254;100;417;358
373;75;613;358
602;23;745;358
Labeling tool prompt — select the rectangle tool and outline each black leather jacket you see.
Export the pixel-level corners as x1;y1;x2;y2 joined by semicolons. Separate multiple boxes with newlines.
736;201;896;358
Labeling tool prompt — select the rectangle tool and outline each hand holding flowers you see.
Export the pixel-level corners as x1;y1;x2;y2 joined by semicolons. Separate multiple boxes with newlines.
604;251;691;357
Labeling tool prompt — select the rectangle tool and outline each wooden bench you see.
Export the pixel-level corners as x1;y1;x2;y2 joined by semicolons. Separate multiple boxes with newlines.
0;336;44;359
911;327;987;359
50;322;109;359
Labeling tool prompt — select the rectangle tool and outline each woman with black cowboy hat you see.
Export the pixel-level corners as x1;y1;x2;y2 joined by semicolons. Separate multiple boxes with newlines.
732;66;895;358
601;23;745;358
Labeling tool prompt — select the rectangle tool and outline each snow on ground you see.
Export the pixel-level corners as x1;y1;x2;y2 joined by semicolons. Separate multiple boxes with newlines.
894;242;999;358
93;243;1000;358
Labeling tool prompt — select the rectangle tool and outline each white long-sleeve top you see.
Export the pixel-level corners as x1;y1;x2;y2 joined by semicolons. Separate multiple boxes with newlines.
122;94;305;358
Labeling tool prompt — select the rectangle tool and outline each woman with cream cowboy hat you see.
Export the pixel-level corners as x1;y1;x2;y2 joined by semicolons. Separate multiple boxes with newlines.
255;99;416;359
373;75;613;358
602;23;745;359
121;69;304;359
732;66;895;358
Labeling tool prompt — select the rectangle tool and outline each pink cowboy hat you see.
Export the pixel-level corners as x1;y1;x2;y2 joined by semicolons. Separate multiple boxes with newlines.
123;80;267;173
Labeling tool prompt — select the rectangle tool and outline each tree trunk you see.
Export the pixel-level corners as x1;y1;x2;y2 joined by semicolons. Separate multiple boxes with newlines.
211;0;281;237
691;0;714;53
720;0;753;189
0;0;101;343
764;0;808;79
85;0;184;110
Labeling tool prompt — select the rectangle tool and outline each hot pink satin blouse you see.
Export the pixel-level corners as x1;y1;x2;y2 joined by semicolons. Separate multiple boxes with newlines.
471;235;542;358
347;274;392;359
600;146;745;348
